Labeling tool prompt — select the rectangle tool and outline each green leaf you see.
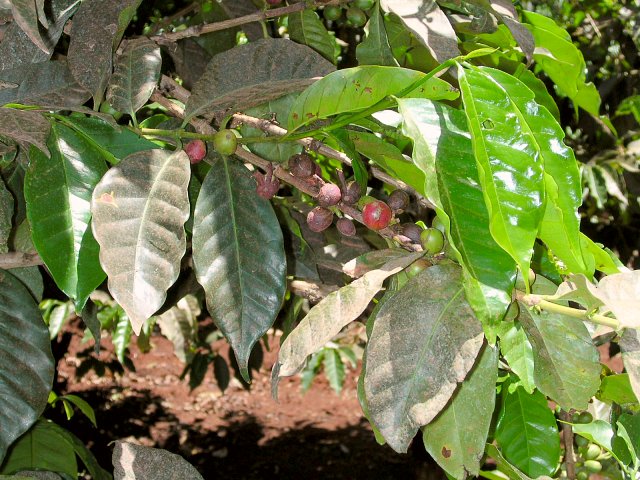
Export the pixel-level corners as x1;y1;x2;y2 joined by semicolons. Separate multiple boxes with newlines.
239;94;303;163
485;444;537;480
513;67;561;123
356;2;398;67
192;157;286;381
342;248;412;278
57;394;97;428
571;420;620;460
185;38;334;123
380;0;460;62
0;60;90;108
0;108;50;158
457;64;545;277
60;116;160;164
288;9;336;64
598;374;639;405
25;124;107;305
0;270;54;464
156;295;200;363
348;130;426;195
275;252;423;384
112;308;132;365
364;263;484;453
580;234;621;275
67;0;143;106
323;348;345;394
518;284;600;410
422;345;499;479
91;149;191;334
620;329;640;402
0;178;12;253
288;66;458;131
112;441;203;480
617;413;640;460
523;11;601;117
106;38;162;117
0;420;77;477
497;319;536;393
495;381;560;477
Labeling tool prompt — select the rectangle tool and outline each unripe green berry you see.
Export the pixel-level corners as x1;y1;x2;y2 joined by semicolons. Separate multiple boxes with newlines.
575;435;589;448
213;129;237;155
432;215;445;233
576;471;588;480
584;460;602;473
420;228;444;255
346;7;367;27
355;0;375;9
583;444;601;461
406;259;430;278
323;5;343;21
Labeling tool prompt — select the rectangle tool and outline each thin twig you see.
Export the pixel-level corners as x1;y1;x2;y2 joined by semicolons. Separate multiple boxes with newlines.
560;411;576;480
0;252;43;270
149;89;422;252
147;2;199;36
158;75;435;209
151;0;348;44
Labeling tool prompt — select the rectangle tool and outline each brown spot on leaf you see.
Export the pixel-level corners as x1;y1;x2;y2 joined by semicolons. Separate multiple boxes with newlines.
442;446;452;458
292;113;299;120
306;113;315;119
98;191;118;207
364;87;372;94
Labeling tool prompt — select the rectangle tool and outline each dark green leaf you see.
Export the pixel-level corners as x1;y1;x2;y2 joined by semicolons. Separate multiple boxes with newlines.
0;108;50;157
356;2;397;66
0;270;54;464
518;282;600;409
9;267;43;303
457;65;545;277
68;0;143;105
112;441;203;480
495;381;560;477
288;9;336;64
106;38;162;117
25;124;107;305
192;157;286;381
617;413;640;460
91;149;191;333
0;420;77;476
0;60;89;107
185;38;335;122
422;345;499;479
485;444;536;480
365;263;484;453
323;348;345;394
380;0;460;62
0;178;12;253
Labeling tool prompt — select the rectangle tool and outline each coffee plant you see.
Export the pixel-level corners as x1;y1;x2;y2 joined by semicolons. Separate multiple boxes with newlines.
0;0;639;478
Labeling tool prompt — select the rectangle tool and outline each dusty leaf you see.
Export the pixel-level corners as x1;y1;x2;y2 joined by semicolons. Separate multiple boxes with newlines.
595;270;640;328
10;0;47;53
91;149;190;334
365;263;484;453
620;329;640;402
156;295;200;363
107;38;162;116
0;108;50;157
342;248;412;278
184;38;335;122
275;251;424;386
112;441;203;480
0;178;12;253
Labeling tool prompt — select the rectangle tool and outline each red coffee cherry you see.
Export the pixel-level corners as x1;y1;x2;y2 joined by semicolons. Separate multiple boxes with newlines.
362;200;392;231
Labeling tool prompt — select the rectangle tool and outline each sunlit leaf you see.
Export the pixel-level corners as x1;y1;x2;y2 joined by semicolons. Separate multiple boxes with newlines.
112;441;203;480
497;318;535;393
422;345;499;479
365;263;484;452
91;149;191;333
156;295;200;363
0;269;54;464
620;329;640;402
192;157;286;381
380;0;460;62
288;9;336;64
185;38;334;123
357;2;397;67
107;38;162;117
289;66;458;130
323;348;346;394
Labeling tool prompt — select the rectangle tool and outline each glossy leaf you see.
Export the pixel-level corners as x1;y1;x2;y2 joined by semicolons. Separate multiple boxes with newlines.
0;420;77;476
457;65;545;277
0;0;80;70
356;2;397;67
380;0;460;62
239;93;303;163
288;9;336;64
289;66;459;130
0;269;54;464
523;11;601;117
620;329;640;402
422;345;499;479
68;0;143;105
0;179;12;253
495;381;560;477
0;60;90;107
513;67;560;122
365;264;484;453
571;420;620;461
107;38;162;117
518;294;600;409
25;124;107;306
497;319;535;393
91;149;191;334
61;116;160;164
113;441;203;480
0;108;50;157
185;38;334;122
275;251;423;383
192;157;286;381
485;443;538;480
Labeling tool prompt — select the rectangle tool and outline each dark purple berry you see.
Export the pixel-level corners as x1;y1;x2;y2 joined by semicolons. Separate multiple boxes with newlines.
336;218;356;236
402;223;423;243
388;190;410;212
307;207;334;232
318;183;342;207
254;163;280;199
288;153;315;178
341;181;361;205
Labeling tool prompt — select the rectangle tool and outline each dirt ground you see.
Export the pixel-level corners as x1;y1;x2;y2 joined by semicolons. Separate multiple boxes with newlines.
52;319;442;480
